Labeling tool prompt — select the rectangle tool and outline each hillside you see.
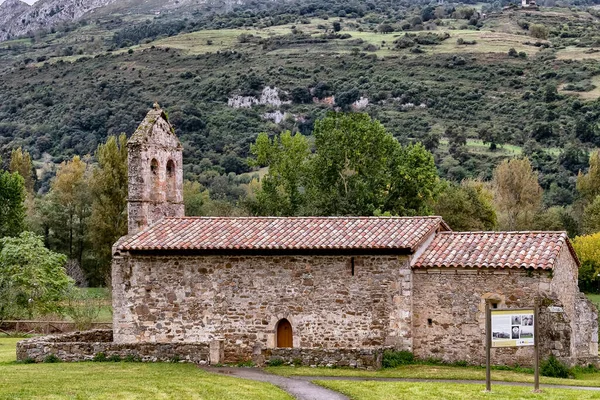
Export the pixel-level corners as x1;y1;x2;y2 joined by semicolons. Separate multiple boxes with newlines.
1;0;600;212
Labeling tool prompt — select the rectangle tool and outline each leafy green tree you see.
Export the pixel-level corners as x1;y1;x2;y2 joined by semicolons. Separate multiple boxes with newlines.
492;157;542;230
572;233;600;292
478;125;504;150
332;21;341;32
0;170;26;238
43;156;92;267
291;87;312;104
335;89;360;110
577;150;600;205
307;112;438;216
248;131;310;216
183;180;211;216
582;195;600;234
529;24;549;40
434;180;497;231
0;232;72;321
89;134;128;283
9;147;35;193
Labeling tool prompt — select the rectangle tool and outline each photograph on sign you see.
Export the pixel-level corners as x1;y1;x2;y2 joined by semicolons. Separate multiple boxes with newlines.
491;309;534;347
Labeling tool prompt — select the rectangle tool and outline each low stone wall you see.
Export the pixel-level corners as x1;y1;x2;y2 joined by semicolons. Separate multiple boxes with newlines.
260;347;386;369
16;330;211;364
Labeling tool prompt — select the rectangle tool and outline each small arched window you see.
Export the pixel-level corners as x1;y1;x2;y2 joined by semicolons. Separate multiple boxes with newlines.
166;159;175;179
150;159;159;176
166;159;176;201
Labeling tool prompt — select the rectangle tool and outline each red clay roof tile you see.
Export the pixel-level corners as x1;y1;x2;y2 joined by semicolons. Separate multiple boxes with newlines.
118;216;448;252
412;231;575;270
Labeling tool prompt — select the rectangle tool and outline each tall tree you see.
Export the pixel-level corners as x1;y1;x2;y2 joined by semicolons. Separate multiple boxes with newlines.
577;150;600;205
0;170;26;238
9;147;35;193
248;131;310;216
306;112;439;216
492;157;542;230
434;180;497;231
43;156;92;267
89;134;128;283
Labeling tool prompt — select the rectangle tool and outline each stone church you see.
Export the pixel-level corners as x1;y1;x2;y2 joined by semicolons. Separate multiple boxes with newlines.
109;106;598;367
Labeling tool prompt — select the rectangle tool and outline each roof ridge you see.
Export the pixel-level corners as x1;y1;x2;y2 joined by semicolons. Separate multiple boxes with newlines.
159;216;444;220
439;231;568;235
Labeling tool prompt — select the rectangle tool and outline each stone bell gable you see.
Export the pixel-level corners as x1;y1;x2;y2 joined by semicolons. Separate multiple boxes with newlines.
127;104;184;235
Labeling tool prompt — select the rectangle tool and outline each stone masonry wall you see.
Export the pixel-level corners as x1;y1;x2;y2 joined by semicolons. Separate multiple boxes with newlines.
16;330;210;363
550;243;599;359
261;347;386;369
112;254;412;363
412;268;579;366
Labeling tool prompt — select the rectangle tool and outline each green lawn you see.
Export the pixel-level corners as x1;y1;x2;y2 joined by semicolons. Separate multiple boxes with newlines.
0;338;291;400
267;364;600;388
316;380;600;400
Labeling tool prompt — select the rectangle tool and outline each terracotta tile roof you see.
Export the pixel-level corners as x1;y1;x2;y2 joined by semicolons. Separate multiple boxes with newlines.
412;231;577;270
117;217;449;252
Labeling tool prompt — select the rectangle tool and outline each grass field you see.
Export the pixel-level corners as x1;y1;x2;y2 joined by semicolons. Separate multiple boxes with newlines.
267;364;600;388
316;380;600;400
556;46;600;61
559;76;600;101
142;23;540;58
0;338;291;400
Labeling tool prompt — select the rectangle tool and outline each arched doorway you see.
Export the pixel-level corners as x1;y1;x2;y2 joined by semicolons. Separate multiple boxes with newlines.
276;319;293;348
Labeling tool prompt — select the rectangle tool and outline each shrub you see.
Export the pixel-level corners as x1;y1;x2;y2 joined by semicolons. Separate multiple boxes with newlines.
62;287;104;331
508;48;518;57
108;355;122;362
540;355;571;378
267;358;284;367
292;358;302;366
170;355;181;363
124;354;141;362
382;350;415;368
93;352;108;362
529;24;549;40
43;354;61;363
236;360;255;367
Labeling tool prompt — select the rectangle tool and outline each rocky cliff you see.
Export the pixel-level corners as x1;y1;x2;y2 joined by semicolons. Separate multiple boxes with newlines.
0;0;118;41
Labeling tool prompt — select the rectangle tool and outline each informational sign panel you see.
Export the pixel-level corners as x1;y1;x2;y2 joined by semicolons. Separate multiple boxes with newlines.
491;309;535;347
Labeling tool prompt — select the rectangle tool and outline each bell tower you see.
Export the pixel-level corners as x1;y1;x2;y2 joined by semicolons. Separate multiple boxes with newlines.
127;103;184;235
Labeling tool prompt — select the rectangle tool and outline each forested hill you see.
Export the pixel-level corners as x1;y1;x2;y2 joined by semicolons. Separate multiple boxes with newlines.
1;0;600;217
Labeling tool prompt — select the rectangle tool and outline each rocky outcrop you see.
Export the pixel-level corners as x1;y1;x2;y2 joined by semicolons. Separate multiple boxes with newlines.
0;0;118;41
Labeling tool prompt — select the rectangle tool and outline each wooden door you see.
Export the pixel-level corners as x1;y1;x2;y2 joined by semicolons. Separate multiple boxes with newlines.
277;319;293;348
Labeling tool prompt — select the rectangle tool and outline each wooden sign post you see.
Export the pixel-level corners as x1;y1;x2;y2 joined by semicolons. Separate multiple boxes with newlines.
485;301;540;393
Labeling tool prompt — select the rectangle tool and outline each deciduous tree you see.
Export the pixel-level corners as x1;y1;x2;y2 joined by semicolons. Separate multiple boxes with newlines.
248;131;310;216
492;157;542;230
434;179;497;231
0;232;72;321
307;112;439;216
9;147;35;193
0;170;26;238
89;134;128;283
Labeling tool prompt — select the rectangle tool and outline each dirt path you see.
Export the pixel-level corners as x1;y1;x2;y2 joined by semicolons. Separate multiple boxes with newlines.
205;367;350;400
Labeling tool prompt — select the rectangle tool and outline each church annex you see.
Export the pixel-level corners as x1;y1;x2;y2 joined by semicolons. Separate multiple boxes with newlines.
110;106;598;367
